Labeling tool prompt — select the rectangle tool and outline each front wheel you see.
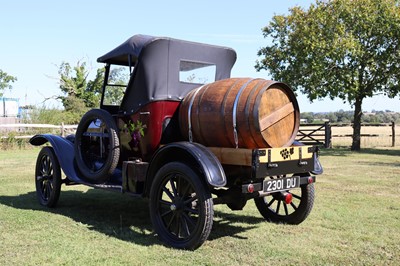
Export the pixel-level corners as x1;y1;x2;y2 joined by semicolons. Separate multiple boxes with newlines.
149;162;214;250
254;175;315;225
35;147;62;207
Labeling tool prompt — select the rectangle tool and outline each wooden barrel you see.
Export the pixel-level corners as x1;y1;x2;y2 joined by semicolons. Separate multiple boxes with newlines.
179;78;300;148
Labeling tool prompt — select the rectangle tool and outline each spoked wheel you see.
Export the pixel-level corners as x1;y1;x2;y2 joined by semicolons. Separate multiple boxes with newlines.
149;162;214;250
35;147;62;207
74;109;120;183
254;174;315;225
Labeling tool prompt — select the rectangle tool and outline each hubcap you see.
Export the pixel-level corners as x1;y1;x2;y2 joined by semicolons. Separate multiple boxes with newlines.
170;197;184;212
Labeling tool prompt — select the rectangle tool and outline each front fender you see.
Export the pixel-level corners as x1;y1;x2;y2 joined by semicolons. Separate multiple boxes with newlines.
146;142;227;194
30;134;84;183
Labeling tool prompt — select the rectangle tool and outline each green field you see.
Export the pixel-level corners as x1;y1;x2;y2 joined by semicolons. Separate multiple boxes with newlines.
0;147;399;265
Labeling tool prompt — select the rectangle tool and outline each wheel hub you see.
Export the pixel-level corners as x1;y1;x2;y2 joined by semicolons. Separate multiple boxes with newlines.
37;175;50;182
171;197;184;212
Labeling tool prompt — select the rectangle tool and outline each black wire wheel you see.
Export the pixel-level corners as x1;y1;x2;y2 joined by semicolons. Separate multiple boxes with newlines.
149;162;214;250
35;147;62;208
74;109;120;183
254;174;315;225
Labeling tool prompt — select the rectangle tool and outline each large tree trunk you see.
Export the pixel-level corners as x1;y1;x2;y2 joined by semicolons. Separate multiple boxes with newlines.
351;96;363;151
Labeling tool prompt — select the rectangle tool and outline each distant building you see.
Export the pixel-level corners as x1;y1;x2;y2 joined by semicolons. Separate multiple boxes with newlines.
0;97;20;125
363;112;376;116
313;118;330;123
0;97;20;117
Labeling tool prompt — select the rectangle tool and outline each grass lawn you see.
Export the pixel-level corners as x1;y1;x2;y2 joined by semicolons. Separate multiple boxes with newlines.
0;146;399;265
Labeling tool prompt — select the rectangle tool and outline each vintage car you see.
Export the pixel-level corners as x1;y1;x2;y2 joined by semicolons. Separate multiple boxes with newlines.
30;34;323;250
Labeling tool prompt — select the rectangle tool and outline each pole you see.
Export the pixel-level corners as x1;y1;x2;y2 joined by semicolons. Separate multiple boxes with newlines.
324;121;332;148
61;122;65;137
392;121;395;147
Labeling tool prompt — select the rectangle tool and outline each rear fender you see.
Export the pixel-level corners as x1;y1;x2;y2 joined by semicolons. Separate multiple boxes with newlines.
293;141;323;175
145;142;227;196
312;153;323;175
30;134;84;183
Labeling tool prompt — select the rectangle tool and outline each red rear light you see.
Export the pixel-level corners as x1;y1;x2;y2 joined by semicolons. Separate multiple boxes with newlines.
247;184;254;193
284;193;293;204
308;176;314;184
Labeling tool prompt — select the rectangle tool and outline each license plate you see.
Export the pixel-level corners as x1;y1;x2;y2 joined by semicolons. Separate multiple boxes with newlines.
263;176;300;193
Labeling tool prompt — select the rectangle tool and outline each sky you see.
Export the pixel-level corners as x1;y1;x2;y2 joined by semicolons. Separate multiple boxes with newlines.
1;0;399;113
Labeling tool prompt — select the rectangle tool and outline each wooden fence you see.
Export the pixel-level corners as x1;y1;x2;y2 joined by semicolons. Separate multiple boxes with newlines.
297;122;332;148
0;122;397;148
297;122;397;148
0;123;78;139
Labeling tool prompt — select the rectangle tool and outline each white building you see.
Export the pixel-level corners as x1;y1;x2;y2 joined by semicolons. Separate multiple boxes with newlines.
0;97;19;117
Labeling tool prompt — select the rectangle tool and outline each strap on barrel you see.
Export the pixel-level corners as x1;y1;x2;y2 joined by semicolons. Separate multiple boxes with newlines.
232;78;255;148
187;85;205;143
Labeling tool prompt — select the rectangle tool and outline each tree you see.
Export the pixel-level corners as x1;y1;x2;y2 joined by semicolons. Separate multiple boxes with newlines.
0;70;17;97
326;112;338;123
256;0;400;150
57;61;128;111
58;61;104;111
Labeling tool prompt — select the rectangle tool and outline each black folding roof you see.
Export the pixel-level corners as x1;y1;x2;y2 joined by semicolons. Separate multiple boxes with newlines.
97;35;156;66
97;34;237;114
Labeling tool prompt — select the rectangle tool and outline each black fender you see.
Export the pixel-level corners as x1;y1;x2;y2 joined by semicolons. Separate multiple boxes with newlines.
312;153;323;175
30;134;85;184
292;141;323;175
145;142;227;195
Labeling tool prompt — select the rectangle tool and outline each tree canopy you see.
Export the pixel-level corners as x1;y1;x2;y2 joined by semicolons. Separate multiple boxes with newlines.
301;110;400;124
0;69;17;97
256;0;400;150
56;61;129;122
58;61;104;111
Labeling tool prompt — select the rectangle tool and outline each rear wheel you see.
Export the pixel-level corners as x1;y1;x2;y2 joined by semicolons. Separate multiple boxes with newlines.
149;162;214;250
35;147;62;207
254;175;315;224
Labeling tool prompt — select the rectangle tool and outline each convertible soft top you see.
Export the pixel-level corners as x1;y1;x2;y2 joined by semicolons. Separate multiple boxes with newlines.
97;34;237;114
97;35;155;66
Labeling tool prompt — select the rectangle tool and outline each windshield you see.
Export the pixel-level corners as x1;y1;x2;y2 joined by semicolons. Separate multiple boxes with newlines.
102;64;131;106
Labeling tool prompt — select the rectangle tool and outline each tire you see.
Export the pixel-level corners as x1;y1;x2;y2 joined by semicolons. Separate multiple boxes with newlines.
35;147;62;208
254;175;315;225
149;162;214;250
74;109;120;183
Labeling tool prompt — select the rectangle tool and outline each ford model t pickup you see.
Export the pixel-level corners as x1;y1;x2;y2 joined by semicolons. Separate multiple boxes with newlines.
30;34;323;250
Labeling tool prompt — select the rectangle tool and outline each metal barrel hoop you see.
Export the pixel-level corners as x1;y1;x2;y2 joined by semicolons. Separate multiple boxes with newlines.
232;78;256;148
187;85;206;143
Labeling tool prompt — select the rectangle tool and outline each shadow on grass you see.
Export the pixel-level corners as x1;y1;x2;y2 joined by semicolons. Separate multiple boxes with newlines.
209;210;265;241
0;188;267;247
320;146;400;157
357;148;400;156
319;147;351;157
